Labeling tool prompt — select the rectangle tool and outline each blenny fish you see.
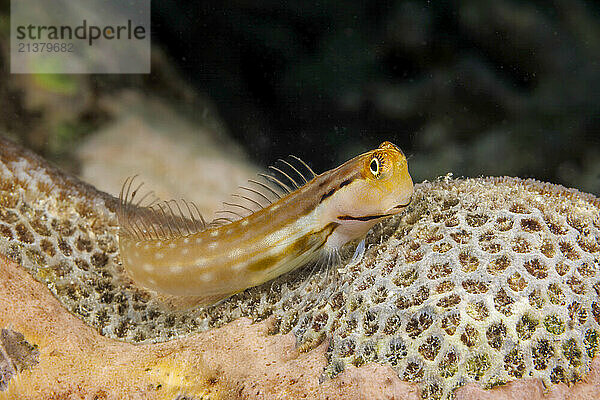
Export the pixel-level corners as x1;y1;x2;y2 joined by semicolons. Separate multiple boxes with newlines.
117;141;413;305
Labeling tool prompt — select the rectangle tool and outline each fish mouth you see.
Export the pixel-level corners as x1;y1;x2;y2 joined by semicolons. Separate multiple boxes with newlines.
388;198;412;213
337;199;412;222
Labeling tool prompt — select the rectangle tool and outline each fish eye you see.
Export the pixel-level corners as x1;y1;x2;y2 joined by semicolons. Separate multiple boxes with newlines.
369;157;380;178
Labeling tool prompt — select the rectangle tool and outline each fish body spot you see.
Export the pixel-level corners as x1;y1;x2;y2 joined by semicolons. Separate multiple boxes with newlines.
241;220;249;226
201;272;213;282
233;262;246;271
210;231;219;237
184;238;190;244
208;242;217;250
143;263;154;272
195;237;203;244
155;252;165;260
170;265;183;273
229;248;243;259
182;248;189;255
155;241;162;248
169;242;177;249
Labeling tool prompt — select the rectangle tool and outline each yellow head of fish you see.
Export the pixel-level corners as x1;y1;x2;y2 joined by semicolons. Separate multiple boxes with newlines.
322;141;414;248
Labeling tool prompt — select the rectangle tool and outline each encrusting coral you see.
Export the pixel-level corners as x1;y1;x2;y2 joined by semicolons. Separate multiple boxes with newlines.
1;135;599;399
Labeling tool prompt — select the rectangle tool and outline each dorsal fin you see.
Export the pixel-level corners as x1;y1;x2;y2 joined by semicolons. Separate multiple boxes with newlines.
209;155;317;226
118;176;207;241
118;156;317;234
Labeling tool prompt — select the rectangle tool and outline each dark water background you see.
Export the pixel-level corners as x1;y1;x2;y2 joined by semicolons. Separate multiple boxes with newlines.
1;0;599;195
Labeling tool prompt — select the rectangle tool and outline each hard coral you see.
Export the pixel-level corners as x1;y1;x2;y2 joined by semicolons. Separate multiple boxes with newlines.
1;136;599;398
